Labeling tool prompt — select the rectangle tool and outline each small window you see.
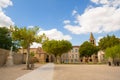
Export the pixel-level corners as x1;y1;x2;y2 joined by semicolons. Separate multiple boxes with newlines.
75;49;78;53
71;59;73;62
72;54;74;58
76;54;78;58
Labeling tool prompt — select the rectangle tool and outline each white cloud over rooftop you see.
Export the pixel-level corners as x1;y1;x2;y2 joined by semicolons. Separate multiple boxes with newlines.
38;29;72;41
30;28;72;48
64;0;120;34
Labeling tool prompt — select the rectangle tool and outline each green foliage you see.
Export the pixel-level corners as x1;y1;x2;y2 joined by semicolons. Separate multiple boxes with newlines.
105;44;120;59
30;52;35;57
12;26;46;49
12;41;20;52
98;35;120;50
0;27;12;50
12;26;40;48
79;41;99;57
42;40;72;57
12;26;46;69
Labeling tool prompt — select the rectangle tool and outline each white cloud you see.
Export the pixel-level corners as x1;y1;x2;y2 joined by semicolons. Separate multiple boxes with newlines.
64;0;120;34
63;20;71;24
0;0;14;27
30;29;72;48
96;36;103;46
0;10;14;27
0;0;13;8
72;10;77;16
38;29;72;41
27;26;34;28
91;0;120;8
30;42;42;48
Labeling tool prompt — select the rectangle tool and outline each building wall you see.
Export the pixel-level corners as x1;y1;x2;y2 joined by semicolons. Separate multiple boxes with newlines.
19;47;50;63
0;48;9;67
61;46;80;63
0;48;25;67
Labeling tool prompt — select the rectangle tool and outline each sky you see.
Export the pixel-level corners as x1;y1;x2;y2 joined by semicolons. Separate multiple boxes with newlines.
0;0;120;48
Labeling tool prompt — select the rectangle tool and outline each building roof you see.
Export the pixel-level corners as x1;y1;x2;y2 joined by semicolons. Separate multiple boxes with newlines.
90;32;95;40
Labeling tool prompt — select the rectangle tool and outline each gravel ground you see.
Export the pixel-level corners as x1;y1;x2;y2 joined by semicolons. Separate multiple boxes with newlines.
0;63;42;80
54;64;120;80
0;64;120;80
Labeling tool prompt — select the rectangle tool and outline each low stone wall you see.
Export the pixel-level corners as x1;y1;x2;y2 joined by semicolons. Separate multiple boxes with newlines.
0;49;9;67
0;48;24;67
13;53;23;65
0;48;39;67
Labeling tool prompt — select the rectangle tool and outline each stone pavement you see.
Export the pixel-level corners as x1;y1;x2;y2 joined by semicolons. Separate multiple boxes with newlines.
0;63;120;80
16;63;54;80
54;64;120;80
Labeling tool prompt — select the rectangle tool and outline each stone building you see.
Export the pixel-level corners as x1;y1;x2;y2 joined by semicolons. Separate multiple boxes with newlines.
61;46;80;63
18;32;100;63
89;32;98;63
89;32;96;46
97;50;105;63
19;47;55;63
89;32;106;63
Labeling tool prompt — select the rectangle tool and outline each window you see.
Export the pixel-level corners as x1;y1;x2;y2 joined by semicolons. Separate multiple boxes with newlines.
76;54;78;58
75;59;78;62
75;49;78;53
72;54;74;58
71;59;73;62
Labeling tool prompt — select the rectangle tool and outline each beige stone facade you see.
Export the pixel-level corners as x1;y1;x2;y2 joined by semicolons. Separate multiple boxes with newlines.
18;33;100;63
19;47;55;63
61;46;80;63
19;47;46;63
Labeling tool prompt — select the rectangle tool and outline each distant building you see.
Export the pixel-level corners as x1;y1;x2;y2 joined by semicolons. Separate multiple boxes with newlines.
61;46;80;63
89;32;96;46
97;50;105;63
19;32;100;63
89;32;98;62
19;47;55;63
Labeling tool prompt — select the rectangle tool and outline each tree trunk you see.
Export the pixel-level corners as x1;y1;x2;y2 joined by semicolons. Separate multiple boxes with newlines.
57;56;60;64
22;48;24;53
54;55;57;63
60;55;62;64
26;46;30;69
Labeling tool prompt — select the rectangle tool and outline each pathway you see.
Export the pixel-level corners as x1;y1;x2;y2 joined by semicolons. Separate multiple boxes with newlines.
16;63;54;80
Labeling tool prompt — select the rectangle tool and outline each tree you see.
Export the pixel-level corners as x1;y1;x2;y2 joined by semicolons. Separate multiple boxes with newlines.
98;35;120;50
105;44;120;62
0;27;12;50
12;26;46;69
42;40;72;63
79;41;99;62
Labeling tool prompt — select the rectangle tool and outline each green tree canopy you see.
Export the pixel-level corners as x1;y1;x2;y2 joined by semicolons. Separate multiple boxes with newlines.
98;35;120;50
79;41;99;57
42;40;72;62
105;44;120;59
0;27;12;50
12;26;46;69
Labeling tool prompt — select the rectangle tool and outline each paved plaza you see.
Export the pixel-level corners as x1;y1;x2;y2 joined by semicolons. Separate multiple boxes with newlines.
0;63;120;80
54;64;120;80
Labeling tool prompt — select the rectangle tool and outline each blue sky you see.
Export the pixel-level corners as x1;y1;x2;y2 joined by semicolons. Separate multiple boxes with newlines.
0;0;120;47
